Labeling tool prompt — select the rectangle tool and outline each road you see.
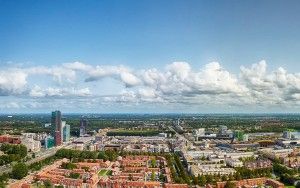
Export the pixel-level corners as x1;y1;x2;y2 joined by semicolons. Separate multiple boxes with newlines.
0;143;74;175
169;125;198;152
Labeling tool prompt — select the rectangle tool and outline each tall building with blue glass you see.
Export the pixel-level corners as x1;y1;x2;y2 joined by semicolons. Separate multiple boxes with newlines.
51;111;70;145
63;123;70;142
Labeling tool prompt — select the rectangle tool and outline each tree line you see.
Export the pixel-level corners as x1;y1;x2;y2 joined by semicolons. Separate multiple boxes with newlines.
0;144;27;166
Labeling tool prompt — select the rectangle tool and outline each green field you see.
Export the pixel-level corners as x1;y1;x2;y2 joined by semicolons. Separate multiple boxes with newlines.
98;169;112;176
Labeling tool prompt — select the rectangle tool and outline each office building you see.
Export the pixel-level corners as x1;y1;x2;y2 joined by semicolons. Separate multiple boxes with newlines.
51;110;62;146
243;134;249;142
283;131;292;139
62;122;70;142
219;125;228;135
20;137;41;152
194;128;205;137
80;118;88;137
45;136;55;149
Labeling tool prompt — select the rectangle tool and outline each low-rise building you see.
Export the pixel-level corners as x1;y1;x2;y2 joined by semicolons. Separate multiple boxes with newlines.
244;159;272;169
190;164;236;176
20;137;41;152
225;158;243;167
215;178;284;188
0;135;21;144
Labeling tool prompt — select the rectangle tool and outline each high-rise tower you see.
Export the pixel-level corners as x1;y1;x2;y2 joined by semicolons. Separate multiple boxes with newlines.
79;118;87;137
51;110;62;146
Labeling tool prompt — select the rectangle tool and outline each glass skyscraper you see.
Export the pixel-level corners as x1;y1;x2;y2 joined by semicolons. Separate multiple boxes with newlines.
63;123;70;142
51;110;62;146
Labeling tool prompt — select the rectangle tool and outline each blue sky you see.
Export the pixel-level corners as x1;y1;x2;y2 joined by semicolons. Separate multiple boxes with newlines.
1;0;300;113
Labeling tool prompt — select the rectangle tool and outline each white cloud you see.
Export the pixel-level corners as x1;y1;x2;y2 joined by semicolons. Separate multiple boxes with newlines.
29;85;91;97
84;65;141;87
120;72;141;87
25;66;76;85
63;61;92;71
0;69;27;96
2;60;300;112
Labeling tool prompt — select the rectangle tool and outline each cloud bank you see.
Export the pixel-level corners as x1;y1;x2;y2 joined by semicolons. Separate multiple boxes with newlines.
1;60;300;112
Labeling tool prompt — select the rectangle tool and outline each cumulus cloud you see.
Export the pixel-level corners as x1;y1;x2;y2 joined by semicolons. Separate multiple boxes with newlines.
0;69;27;96
29;85;91;97
1;60;300;111
25;66;76;85
83;65;141;87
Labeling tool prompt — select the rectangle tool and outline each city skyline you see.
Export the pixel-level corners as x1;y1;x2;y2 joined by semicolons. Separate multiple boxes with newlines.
1;0;300;113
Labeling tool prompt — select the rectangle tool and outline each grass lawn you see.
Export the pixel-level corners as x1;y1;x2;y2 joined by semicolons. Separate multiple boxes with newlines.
98;169;112;176
285;186;295;188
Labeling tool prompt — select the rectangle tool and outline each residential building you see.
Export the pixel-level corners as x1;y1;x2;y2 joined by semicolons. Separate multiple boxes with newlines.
215;178;284;188
0;135;21;144
244;159;272;169
190;164;236;176
225;158;243;167
20;137;41;152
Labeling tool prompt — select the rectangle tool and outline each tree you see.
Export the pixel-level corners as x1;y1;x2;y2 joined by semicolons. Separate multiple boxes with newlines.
159;173;165;182
192;175;199;185
206;174;213;184
44;180;52;188
11;162;28;180
224;181;236;188
82;166;89;172
221;175;228;181
61;162;77;170
105;150;118;161
128;174;133;181
98;151;108;161
69;172;80;179
0;173;9;188
198;175;207;186
151;159;157;168
151;171;155;181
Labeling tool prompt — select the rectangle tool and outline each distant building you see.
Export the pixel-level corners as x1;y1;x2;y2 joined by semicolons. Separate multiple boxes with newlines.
52;110;62;146
215;178;284;188
225;158;243;167
21;137;41;152
194;128;205;137
158;132;168;138
80;118;88;137
244;159;272;169
44;136;55;149
0;135;21;144
190;164;236;176
219;125;228;135
51;111;70;145
283;131;292;139
243;134;249;142
62;121;70;142
44;123;51;128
